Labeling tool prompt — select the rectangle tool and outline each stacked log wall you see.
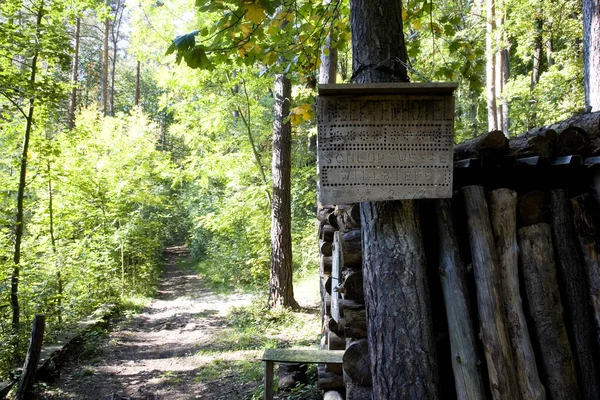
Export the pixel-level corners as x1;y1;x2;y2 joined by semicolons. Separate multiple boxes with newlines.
316;113;600;399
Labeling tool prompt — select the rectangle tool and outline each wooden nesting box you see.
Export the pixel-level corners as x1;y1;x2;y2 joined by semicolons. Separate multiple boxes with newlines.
317;83;458;204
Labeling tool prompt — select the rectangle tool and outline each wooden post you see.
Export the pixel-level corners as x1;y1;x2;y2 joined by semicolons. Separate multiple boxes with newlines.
15;314;46;400
570;194;600;345
488;189;545;400
461;185;519;400
551;190;600;399
434;199;485;400
264;360;274;400
518;223;580;400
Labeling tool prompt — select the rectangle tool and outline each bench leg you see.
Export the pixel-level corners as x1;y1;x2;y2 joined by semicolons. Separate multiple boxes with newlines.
264;360;274;400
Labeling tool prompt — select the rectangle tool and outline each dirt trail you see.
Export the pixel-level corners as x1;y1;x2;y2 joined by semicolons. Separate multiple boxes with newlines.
45;247;258;400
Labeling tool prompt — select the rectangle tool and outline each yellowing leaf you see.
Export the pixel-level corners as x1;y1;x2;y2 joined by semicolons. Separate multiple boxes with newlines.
240;23;252;36
245;3;266;24
289;113;303;126
291;103;314;124
402;8;408;21
411;19;421;30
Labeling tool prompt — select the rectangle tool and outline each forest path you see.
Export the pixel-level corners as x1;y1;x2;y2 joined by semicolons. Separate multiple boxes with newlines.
44;247;258;400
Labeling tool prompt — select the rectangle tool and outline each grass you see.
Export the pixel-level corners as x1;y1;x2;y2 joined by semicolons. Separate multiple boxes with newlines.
191;274;322;399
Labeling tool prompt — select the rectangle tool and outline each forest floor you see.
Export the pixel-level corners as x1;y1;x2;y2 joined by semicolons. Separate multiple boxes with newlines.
38;247;321;400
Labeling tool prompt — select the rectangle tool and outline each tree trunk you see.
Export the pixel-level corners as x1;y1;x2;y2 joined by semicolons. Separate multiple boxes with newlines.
570;194;600;345
269;74;298;309
531;16;543;92
518;223;580;400
435;199;486;400
550;190;600;399
360;201;438;399
350;1;437;398
583;0;600;111
68;16;80;130
319;33;337;85
495;2;508;135
486;0;498;131
102;3;109;115
15;315;45;400
12;0;44;331
109;0;125;116
461;185;520;400
135;60;141;107
488;189;545;400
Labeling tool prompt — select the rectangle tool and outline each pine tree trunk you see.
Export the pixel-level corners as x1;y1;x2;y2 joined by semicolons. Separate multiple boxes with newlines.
269;74;298;309
486;0;498;131
12;0;44;331
350;1;438;398
583;0;600;111
360;201;438;399
102;6;109;115
68;16;80;130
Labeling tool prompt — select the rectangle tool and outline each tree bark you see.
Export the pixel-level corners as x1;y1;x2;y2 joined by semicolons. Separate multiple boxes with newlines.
454;130;508;160
102;1;109;115
350;1;438;398
360;201;438;399
319;33;337;85
486;0;498;131
518;223;580;400
551;190;600;400
526;111;600;138
531;16;543;92
461;185;519;400
68;16;80;129
12;0;44;331
269;74;298;309
570;194;600;345
488;189;545;400
583;0;600;111
15;315;46;400
508;133;554;158
435;199;486;400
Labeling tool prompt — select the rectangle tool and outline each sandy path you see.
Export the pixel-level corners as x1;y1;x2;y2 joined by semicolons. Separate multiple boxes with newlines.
48;248;257;400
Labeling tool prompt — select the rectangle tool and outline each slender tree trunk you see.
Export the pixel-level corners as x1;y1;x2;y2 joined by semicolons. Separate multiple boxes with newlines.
135;60;141;107
583;0;600;111
495;3;507;134
47;162;61;324
531;17;543;91
351;1;438;398
269;74;298;309
68;16;80;130
101;1;109;115
109;0;124;116
486;0;498;131
319;34;337;85
12;0;44;331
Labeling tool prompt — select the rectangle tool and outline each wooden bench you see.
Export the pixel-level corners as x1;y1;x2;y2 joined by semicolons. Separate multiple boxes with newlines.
261;348;344;400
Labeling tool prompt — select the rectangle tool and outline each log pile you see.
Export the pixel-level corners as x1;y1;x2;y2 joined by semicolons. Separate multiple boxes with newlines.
316;112;600;399
317;204;372;399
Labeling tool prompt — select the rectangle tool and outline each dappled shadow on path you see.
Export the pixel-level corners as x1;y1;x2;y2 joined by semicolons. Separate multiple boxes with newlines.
42;247;256;400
